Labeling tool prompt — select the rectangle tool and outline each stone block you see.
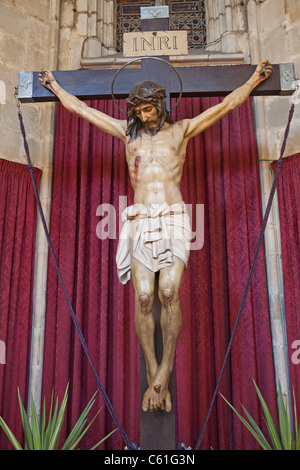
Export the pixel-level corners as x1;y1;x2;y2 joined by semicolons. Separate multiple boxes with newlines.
258;0;286;33
288;0;300;23
291;55;300;81
25;137;45;168
26;45;49;72
28;17;50;50
265;96;291;130
0;129;24;162
58;28;72;66
60;1;75;28
0;102;23;134
16;105;38;140
260;27;289;64
82;37;102;59
221;32;238;53
0;66;20;103
76;0;88;12
280;121;300;157
38;104;57;142
71;39;84;69
2;36;25;70
288;23;300;58
0;80;6;105
0;2;29;38
14;0;50;23
75;12;88;36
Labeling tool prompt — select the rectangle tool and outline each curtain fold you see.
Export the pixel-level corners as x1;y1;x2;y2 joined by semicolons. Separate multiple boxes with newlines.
0;159;42;449
43;97;276;450
272;154;300;401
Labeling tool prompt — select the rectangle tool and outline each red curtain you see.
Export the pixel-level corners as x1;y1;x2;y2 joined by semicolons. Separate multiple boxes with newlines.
0;159;42;449
43;97;277;450
272;154;300;401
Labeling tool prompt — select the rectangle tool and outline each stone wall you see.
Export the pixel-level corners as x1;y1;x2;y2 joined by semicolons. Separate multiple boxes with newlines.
0;0;117;170
256;0;300;159
59;0;117;68
0;0;55;169
206;0;250;59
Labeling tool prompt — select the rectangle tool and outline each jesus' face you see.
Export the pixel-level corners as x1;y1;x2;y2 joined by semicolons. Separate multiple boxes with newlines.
134;103;159;132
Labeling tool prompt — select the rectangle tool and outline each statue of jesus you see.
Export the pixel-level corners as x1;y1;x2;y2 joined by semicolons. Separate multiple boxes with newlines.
39;60;272;413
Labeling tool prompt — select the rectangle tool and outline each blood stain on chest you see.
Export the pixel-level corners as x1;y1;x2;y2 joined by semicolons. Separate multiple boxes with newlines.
134;156;141;182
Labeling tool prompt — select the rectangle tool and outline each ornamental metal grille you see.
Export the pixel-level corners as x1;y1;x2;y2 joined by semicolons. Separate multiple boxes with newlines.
116;0;206;52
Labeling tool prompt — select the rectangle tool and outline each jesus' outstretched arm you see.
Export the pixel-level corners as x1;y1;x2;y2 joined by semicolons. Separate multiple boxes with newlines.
182;60;273;140
39;69;127;140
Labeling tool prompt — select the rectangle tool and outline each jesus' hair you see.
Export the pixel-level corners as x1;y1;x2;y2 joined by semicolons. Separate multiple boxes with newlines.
125;80;175;141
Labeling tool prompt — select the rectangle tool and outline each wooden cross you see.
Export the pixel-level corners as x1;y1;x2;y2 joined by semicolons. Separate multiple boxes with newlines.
18;61;295;104
18;5;295;451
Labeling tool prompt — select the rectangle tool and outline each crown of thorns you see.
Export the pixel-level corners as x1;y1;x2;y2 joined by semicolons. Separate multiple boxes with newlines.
126;82;166;109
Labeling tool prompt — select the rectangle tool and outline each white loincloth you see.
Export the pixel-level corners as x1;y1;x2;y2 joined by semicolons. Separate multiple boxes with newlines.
116;201;192;284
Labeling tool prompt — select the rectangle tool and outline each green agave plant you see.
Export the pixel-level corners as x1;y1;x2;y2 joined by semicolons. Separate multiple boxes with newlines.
221;379;300;450
0;384;115;450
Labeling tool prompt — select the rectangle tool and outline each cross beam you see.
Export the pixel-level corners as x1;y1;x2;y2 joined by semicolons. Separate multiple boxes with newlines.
18;63;295;104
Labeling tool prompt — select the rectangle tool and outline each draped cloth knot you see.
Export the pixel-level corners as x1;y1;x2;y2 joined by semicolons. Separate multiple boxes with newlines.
116;201;192;284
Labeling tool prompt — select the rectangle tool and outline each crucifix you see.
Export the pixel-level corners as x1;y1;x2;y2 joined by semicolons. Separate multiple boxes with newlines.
19;5;295;451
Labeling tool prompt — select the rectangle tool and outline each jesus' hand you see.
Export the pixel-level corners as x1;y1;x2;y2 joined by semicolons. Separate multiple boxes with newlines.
39;69;57;93
255;60;273;82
